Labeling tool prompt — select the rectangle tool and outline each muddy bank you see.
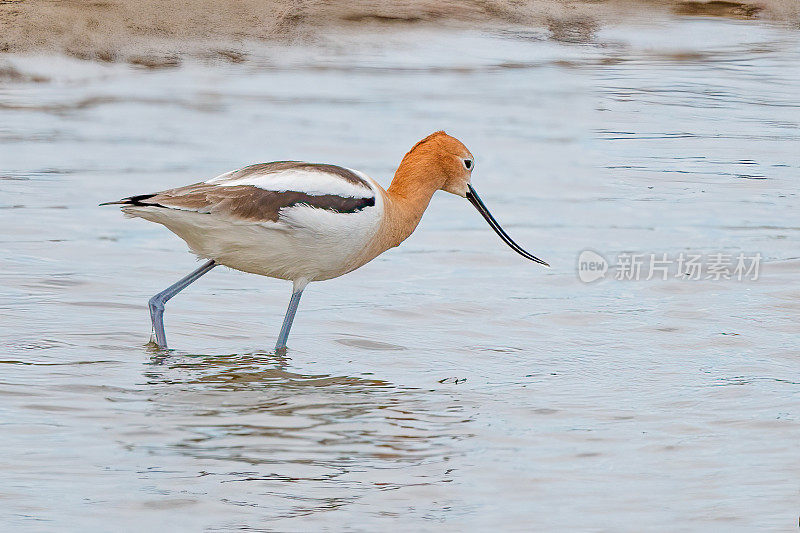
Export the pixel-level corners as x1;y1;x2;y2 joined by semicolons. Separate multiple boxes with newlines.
1;0;798;67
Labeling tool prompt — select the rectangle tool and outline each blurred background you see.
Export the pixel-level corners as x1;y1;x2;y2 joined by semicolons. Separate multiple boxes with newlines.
1;1;799;530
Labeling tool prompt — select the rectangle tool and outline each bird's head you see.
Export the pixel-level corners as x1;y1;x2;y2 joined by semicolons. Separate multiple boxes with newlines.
398;130;549;267
400;130;474;197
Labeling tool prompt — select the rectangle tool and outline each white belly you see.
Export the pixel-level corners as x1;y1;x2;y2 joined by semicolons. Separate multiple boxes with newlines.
124;201;383;281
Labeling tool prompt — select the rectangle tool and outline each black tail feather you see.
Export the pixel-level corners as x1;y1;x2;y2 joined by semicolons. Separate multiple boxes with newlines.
99;193;159;207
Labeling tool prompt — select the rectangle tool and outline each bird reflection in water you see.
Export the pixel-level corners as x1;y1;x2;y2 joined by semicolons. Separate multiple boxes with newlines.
132;349;473;520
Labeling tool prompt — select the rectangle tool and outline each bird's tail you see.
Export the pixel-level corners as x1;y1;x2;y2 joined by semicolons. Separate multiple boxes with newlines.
99;194;157;207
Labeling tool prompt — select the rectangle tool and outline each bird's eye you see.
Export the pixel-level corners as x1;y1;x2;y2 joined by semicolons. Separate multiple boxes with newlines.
463;159;473;170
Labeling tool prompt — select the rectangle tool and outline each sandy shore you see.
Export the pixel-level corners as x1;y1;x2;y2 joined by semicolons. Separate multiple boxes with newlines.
1;0;798;67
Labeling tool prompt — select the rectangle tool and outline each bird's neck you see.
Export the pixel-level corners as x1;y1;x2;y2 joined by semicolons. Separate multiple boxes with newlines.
382;162;440;249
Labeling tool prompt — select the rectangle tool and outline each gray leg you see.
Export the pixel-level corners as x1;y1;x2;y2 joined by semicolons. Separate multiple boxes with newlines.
148;259;216;348
275;279;309;352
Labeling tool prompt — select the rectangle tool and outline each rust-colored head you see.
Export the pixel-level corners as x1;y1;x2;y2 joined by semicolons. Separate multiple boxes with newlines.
397;131;475;197
391;131;549;267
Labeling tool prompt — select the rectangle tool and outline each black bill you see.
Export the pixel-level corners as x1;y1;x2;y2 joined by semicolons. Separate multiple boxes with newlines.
466;184;549;267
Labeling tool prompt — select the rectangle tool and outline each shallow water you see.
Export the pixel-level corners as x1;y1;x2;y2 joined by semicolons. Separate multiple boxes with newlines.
1;17;799;531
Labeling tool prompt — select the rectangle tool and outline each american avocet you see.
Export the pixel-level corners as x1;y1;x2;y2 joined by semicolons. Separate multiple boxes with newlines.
102;131;548;351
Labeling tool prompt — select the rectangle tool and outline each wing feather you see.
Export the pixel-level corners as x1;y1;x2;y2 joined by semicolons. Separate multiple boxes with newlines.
207;161;374;198
112;161;377;224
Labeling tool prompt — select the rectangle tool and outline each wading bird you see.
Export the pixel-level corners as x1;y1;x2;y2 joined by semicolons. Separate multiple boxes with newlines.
102;131;548;350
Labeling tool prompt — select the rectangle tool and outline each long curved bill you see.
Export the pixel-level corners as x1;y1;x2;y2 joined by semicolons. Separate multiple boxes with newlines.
466;184;549;267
